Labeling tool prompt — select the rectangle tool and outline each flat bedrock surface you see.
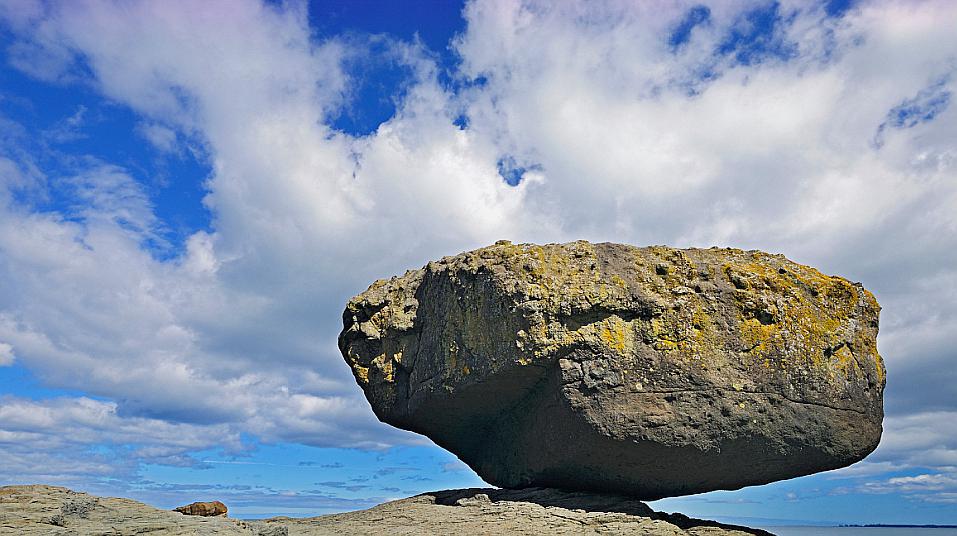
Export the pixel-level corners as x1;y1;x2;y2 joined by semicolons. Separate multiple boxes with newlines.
0;484;772;535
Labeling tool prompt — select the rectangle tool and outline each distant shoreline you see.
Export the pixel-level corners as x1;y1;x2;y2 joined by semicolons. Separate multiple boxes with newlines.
839;525;957;529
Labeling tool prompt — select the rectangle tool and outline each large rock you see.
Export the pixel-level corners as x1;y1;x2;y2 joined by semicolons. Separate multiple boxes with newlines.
339;241;885;499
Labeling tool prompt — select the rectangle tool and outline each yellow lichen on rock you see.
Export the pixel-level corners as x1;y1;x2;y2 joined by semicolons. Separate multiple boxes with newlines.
341;243;884;401
599;317;631;354
355;365;369;384
372;353;395;383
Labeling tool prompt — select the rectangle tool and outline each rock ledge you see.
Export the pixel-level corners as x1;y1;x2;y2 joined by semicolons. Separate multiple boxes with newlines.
0;484;771;535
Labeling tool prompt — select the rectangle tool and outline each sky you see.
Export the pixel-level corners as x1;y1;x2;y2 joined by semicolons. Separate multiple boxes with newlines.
0;0;955;526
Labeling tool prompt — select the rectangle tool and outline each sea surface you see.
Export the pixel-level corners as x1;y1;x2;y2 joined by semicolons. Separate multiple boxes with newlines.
764;527;957;536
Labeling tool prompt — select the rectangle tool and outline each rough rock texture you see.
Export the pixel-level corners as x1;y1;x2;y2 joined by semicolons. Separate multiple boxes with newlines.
288;487;773;535
340;241;885;499
0;485;275;535
175;500;228;516
0;485;770;535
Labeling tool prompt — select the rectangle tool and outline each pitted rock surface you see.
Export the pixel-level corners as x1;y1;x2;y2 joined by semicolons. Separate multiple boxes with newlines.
339;241;885;498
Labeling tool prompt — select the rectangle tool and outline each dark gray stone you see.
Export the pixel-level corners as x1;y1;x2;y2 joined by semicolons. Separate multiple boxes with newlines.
340;241;885;499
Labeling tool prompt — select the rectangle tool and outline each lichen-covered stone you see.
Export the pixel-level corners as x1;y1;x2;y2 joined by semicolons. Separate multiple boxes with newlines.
339;241;885;499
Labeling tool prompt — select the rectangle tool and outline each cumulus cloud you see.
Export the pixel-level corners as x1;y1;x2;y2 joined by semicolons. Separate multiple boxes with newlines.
0;0;955;506
0;395;238;485
853;472;957;504
828;410;957;503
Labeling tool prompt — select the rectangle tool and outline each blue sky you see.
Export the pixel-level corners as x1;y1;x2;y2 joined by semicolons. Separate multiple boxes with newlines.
0;0;956;526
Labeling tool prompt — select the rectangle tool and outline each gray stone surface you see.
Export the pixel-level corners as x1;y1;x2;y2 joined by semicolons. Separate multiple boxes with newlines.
0;485;770;535
0;485;263;535
340;241;885;499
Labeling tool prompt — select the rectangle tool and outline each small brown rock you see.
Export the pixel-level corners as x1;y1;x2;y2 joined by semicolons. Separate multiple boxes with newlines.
173;500;227;517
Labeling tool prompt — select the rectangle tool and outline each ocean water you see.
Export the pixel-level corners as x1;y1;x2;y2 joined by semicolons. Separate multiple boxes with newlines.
764;527;957;536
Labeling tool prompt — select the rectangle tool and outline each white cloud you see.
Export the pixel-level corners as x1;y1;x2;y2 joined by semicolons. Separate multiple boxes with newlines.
826;461;911;480
0;395;237;486
43;105;87;142
871;411;957;469
857;472;957;503
136;122;179;153
66;164;159;236
824;409;957;501
0;0;955;501
0;342;14;366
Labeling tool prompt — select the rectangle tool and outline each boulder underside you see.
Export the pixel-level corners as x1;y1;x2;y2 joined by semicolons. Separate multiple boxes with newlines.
339;241;885;499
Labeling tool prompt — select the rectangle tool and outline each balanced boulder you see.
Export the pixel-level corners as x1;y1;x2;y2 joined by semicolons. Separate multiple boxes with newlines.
339;241;885;499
